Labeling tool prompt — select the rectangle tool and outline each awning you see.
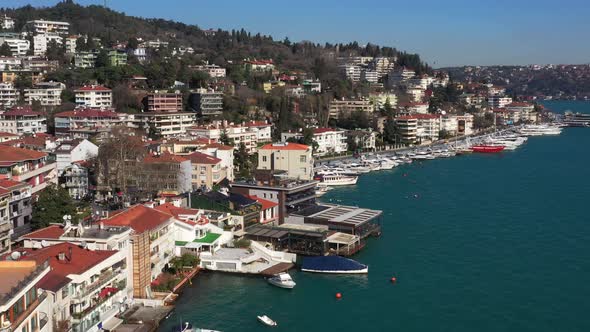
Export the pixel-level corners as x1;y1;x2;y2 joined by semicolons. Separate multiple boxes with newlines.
101;316;123;331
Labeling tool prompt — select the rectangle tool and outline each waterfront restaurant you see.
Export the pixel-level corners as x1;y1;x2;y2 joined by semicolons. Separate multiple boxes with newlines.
288;203;383;239
245;224;326;256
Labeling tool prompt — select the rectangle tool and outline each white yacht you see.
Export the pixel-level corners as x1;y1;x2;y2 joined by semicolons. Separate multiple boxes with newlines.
314;172;358;186
519;124;562;136
257;315;278;327
267;272;296;289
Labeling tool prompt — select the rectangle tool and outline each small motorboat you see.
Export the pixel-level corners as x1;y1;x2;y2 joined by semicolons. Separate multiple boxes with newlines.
267;272;296;289
171;322;222;332
257;315;278;327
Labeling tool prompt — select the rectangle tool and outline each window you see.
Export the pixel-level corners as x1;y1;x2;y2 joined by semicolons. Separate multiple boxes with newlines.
300;155;307;163
262;156;267;162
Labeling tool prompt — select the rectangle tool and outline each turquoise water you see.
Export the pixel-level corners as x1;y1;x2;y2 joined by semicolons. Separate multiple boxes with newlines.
159;101;590;332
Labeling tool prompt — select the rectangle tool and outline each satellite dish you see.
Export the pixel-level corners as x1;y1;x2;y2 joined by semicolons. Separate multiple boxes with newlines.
10;251;21;260
441;110;447;115
41;240;49;247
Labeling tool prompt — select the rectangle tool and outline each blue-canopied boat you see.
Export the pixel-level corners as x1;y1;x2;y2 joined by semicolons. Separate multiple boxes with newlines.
301;256;368;274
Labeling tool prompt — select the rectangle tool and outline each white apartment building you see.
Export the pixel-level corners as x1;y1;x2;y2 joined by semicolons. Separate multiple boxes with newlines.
54;108;125;138
361;70;379;83
75;85;112;108
0;38;30;56
33;34;63;56
1;15;15;30
312;128;348;156
187;121;264;153
244;121;272;142
131;112;196;137
340;64;362;82
488;95;513;109
24;81;65;106
26;20;70;35
74;51;98;68
407;86;426;102
0;57;21;70
388;67;416;86
399;102;429;114
0;106;47;134
258;142;314;180
372;57;396;77
55;139;99;174
0;82;18;108
440;114;474;136
368;92;398;111
65;35;79;54
328;99;373;119
192;63;226;78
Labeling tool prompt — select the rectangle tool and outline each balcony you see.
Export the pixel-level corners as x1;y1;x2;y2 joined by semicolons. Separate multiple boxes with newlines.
72;288;120;322
0;222;11;234
73;270;118;301
12;162;56;182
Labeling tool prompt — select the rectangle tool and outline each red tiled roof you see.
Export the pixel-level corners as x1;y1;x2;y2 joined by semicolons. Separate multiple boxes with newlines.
0;179;29;190
144;152;188;164
3;106;43;117
74;85;111;92
0;132;18;137
185;151;221;165
260;143;309;151
244;121;271;128
12;242;117;292
0;188;8;196
55;108;119;118
21;225;65;240
102;204;172;233
203;143;233;150
154;203;198;226
248;195;278;210
0;146;47;163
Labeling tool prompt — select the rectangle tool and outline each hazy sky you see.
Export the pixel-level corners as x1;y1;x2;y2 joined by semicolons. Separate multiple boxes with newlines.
8;0;590;67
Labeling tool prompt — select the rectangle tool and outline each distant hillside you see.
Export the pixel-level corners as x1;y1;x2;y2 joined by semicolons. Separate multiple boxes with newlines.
1;0;430;75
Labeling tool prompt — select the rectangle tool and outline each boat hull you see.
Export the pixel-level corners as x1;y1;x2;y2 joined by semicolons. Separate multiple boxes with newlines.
267;279;296;289
471;145;505;153
301;267;369;274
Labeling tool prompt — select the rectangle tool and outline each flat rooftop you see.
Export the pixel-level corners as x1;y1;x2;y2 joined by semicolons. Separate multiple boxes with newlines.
0;261;40;298
246;224;325;239
294;203;383;226
232;179;318;191
204;248;251;261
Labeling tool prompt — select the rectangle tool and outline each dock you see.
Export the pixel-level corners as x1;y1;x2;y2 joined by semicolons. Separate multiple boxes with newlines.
260;262;294;277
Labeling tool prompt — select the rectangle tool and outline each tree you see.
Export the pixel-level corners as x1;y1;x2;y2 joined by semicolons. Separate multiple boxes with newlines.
127;37;139;50
438;129;453;140
46;40;65;62
32;185;77;230
95;49;109;67
234;143;252;178
383;118;399;144
0;42;11;56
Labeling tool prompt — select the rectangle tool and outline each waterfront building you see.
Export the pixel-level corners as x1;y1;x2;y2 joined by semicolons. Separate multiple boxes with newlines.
440;114;474;136
144;91;183;113
312;128;348;156
9;242;129;332
0;179;33;240
25;20;70;35
505;102;537;123
24;81;65;106
102;204;175;298
0;82;18;109
394;116;418;145
185;151;226;190
247;195;279;225
0;146;57;194
55;139;98;174
0;106;47;134
258;142;314;180
74;85;112;108
187;88;223;116
191;191;261;233
345;130;377;152
0;260;52;332
231;174;317;224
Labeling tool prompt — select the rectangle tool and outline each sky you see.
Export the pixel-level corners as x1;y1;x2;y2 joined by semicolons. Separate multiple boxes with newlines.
7;0;590;67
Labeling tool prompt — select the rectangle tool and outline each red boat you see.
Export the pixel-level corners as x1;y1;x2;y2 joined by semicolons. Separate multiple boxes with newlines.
470;145;505;153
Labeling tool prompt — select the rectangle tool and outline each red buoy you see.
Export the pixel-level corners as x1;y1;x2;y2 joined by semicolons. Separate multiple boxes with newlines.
391;277;397;283
335;292;342;299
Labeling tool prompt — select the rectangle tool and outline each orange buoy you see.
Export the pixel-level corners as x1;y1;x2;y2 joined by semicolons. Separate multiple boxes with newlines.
391;277;397;283
335;292;342;299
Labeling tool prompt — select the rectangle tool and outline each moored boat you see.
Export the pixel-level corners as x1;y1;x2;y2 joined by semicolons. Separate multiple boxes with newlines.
267;272;296;289
470;145;505;153
301;256;368;274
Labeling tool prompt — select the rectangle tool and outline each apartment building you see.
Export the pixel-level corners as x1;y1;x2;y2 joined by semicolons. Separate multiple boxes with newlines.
24;81;65;106
25;20;70;35
187;88;223;116
0;146;57;194
185;151;225;189
102;205;175;298
191;63;226;78
0;82;18;109
61;163;89;199
328;99;373;119
74;85;112;108
74;51;97;68
243;59;275;71
312;128;348;156
107;49;127;66
0;189;10;255
488;95;513;109
32;34;63;56
0;38;30;56
258;142;313;180
144;91;183;113
131;112;196;137
54;108;124;139
139;153;192;195
55;139;98;174
340;64;362;82
0;15;15;30
0;260;52;332
0;179;33;240
0;106;47;135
